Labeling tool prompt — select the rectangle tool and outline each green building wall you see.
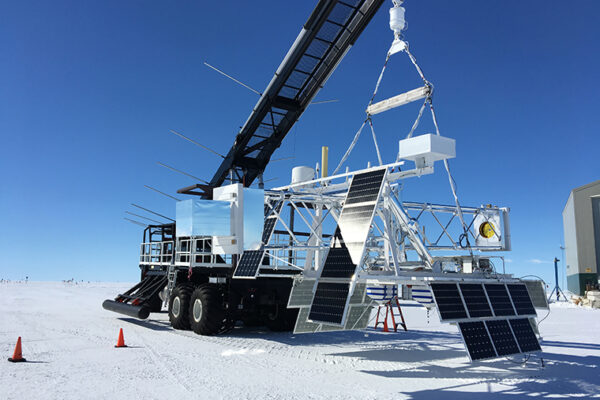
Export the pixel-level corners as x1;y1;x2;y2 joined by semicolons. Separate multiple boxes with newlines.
567;273;599;295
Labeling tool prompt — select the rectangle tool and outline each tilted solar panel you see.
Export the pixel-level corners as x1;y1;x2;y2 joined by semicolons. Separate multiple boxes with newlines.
484;283;516;317
509;318;542;353
459;283;493;318
233;250;264;278
458;321;497;361
287;278;317;308
507;284;537;316
485;319;520;356
430;283;468;321
308;282;350;324
320;246;356;279
262;200;283;245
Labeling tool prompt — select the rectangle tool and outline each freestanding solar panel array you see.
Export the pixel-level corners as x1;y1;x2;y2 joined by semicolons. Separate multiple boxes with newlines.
430;282;536;322
458;317;541;361
430;280;541;361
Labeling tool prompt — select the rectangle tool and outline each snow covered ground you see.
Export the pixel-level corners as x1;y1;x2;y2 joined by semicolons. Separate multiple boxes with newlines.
1;282;599;399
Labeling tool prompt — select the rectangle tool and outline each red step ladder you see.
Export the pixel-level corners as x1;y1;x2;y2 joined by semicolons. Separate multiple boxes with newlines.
374;296;407;332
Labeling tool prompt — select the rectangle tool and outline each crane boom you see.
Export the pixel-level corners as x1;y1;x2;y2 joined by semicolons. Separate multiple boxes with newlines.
196;0;385;194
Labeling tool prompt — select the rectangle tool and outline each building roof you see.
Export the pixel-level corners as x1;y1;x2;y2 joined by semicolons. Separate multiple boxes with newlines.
563;180;600;213
571;180;600;195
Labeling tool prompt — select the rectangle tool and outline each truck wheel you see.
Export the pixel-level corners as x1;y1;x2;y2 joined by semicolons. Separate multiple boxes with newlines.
169;284;193;330
265;306;299;332
189;284;225;336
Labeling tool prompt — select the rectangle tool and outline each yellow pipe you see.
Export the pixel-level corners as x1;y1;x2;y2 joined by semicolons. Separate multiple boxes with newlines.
321;146;328;178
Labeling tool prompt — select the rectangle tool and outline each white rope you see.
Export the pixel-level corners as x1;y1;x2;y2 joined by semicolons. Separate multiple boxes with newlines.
333;35;471;250
407;99;427;139
369;53;392;107
404;45;471;247
331;119;368;176
368;118;383;166
332;53;391;175
405;46;431;87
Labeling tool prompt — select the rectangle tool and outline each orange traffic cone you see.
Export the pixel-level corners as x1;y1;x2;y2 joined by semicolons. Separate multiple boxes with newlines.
115;328;127;348
8;337;26;363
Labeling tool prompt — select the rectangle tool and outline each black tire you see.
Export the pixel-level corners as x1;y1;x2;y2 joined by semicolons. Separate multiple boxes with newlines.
169;284;194;330
265;306;299;332
189;284;226;336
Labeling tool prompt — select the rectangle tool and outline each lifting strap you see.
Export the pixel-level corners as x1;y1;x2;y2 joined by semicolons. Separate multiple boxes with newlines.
332;7;472;250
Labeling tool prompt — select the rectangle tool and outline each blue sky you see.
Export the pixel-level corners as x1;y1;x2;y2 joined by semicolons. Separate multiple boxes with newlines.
1;1;598;286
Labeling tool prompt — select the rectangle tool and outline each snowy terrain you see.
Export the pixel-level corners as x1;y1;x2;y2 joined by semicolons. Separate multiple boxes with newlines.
1;282;599;399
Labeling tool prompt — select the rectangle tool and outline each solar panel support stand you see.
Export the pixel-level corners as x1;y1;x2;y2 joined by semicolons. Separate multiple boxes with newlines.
548;257;568;302
374;296;407;332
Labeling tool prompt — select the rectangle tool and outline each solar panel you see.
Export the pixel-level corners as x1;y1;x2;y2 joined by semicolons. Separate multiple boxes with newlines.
485;319;520;356
337;169;386;264
262;200;282;245
484;283;516;316
349;283;367;304
344;303;374;330
233;250;264;278
430;283;468;321
320;245;356;279
344;169;386;205
287;279;316;308
458;321;497;361
459;283;493;318
509;318;542;353
507;284;537;316
523;280;549;309
234;200;283;278
308;282;350;325
293;307;342;334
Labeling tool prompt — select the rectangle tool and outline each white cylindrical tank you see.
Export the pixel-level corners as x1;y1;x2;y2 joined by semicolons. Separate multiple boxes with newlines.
389;5;406;35
291;166;315;186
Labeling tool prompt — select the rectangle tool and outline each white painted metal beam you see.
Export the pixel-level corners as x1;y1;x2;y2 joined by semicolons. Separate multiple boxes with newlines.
366;86;430;116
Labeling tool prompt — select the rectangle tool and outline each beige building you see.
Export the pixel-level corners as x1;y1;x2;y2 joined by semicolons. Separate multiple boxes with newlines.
563;180;600;295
